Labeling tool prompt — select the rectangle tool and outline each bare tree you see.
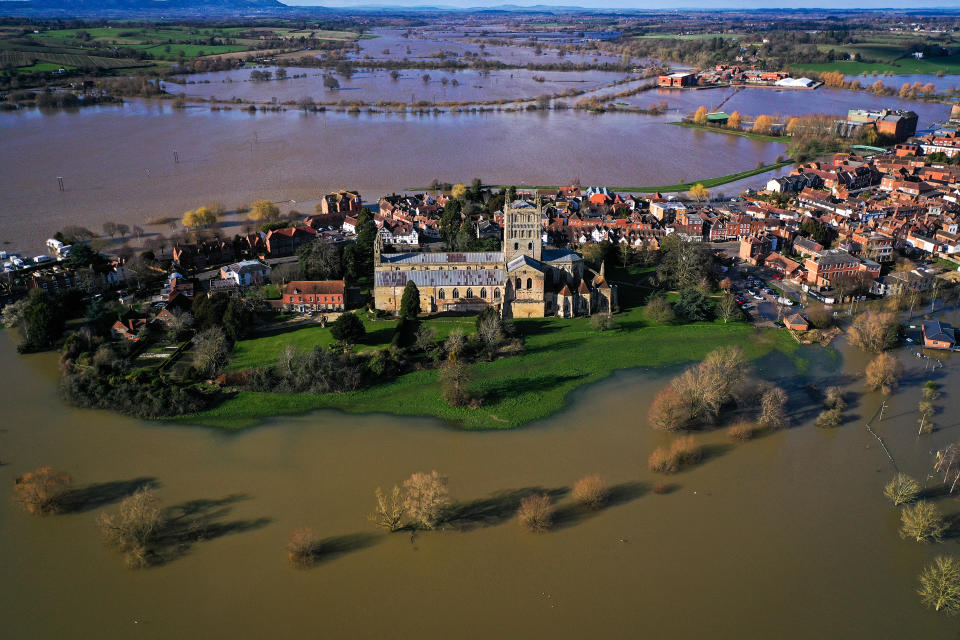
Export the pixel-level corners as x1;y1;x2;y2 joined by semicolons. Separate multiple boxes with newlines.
369;486;406;532
919;556;960;614
935;443;960;494
97;488;165;568
900;501;947;543
758;386;788;430
847;311;898;353
865;353;903;395
402;471;449;529
572;475;608;510
884;473;920;506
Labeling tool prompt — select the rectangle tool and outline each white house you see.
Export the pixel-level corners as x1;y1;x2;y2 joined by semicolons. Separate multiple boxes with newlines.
219;260;271;287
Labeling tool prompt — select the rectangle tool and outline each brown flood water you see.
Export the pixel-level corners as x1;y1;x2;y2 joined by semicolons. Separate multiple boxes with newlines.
0;103;783;254
1;319;959;639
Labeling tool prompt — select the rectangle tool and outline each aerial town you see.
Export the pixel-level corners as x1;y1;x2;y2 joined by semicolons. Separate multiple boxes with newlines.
7;5;960;639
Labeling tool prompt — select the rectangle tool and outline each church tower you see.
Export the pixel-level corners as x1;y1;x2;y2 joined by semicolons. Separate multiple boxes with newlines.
503;199;542;263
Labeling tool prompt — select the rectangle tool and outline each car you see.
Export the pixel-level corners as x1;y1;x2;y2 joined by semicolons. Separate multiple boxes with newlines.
772;274;783;280
764;288;774;295
776;296;795;306
740;303;754;310
752;293;764;301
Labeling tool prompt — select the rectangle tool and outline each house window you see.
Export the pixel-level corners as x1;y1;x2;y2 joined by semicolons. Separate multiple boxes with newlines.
526;277;533;290
514;242;519;251
528;242;532;251
453;288;459;299
494;289;500;299
515;277;522;290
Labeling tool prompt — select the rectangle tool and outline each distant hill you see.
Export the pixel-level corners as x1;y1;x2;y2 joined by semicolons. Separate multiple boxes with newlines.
0;0;291;17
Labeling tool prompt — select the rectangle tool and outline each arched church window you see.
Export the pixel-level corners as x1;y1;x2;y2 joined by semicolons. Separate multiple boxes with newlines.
438;289;445;300
466;288;473;298
452;288;459;299
526;277;533;290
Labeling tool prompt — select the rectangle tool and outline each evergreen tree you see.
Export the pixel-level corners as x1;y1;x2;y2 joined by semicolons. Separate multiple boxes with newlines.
399;281;421;319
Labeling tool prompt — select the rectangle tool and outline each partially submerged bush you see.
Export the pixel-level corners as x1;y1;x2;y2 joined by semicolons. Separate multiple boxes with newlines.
518;493;554;532
865;353;903;395
815;408;843;429
287;527;320;568
728;420;763;441
648;436;702;474
97;488;165;569
824;386;846;411
369;486;406;532
13;466;72;516
572;475;608;510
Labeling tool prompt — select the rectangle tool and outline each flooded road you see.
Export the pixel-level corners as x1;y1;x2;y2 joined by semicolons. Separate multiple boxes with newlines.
1;322;959;638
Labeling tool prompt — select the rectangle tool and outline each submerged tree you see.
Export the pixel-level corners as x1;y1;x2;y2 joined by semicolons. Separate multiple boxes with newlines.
865;353;903;395
402;471;449;530
884;473;920;506
900;501;947;543
97;488;165;569
919;556;960;614
518;493;554;532
369;486;406;532
572;475;608;510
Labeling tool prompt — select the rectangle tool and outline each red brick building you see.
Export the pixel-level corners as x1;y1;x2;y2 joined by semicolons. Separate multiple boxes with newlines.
283;280;346;312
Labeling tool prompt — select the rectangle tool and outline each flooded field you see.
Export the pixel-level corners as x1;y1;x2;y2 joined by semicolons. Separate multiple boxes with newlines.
163;67;633;105
849;73;960;93
0;103;783;254
348;27;625;67
1;319;959;639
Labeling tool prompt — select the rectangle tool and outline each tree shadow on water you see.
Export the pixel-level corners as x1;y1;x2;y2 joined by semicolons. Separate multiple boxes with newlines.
553;481;646;530
59;477;160;514
152;494;272;565
312;532;381;565
445;486;569;531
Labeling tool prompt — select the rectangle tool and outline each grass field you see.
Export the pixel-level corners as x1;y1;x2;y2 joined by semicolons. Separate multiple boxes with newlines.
177;305;799;431
227;315;476;371
792;54;960;76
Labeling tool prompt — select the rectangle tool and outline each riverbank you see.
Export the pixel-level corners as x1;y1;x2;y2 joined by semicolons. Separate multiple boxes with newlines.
175;306;799;431
418;160;795;194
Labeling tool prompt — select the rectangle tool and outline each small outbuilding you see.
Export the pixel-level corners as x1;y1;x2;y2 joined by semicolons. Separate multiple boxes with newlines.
785;313;810;332
922;320;956;350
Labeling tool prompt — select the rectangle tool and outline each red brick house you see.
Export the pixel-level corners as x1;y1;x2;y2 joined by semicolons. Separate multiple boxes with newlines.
784;313;810;332
922;321;956;350
283;280;346;312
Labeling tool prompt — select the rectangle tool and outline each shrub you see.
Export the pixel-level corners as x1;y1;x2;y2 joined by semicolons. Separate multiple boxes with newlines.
652;481;671;494
287;527;320;568
728;419;763;441
402;471;449;529
919;556;960;614
865;353;903;395
824;386;846;411
758;386;788;430
900;501;947;543
815;408;843;429
646;295;675;324
648;446;677;473
518;493;554;532
572;475;608;510
439;358;471;407
924;381;942;402
648;386;691;431
13;466;72;515
330;312;366;344
884;473;921;506
97;488;165;569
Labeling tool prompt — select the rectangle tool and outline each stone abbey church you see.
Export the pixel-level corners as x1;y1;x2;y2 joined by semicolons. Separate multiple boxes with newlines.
374;200;616;318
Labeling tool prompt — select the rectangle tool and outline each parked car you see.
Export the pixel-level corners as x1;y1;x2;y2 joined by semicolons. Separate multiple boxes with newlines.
741;303;754;310
772;274;783;280
776;296;795;306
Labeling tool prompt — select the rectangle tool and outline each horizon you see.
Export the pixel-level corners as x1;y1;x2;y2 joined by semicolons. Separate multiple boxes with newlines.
281;0;960;9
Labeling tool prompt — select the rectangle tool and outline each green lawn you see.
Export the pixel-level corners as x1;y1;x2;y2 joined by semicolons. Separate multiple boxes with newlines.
177;305;799;431
227;314;476;371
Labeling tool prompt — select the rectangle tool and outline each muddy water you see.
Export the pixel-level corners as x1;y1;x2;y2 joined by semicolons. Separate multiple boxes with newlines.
349;27;624;67
163;68;632;105
1;320;959;638
0;103;782;254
